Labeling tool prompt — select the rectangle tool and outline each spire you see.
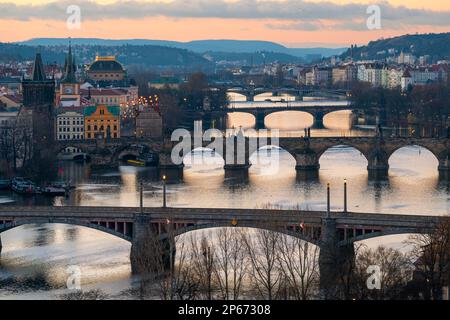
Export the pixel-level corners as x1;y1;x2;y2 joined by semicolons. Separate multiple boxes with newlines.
62;39;77;83
31;52;47;81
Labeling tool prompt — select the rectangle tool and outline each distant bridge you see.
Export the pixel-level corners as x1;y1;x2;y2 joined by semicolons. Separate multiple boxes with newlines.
220;100;354;129
227;87;349;102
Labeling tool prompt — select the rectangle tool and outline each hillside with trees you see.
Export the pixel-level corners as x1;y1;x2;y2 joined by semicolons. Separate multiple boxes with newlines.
342;33;450;62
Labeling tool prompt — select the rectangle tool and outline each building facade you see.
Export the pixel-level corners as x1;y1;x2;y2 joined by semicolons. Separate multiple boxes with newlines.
135;106;163;138
84;105;120;140
56;111;84;141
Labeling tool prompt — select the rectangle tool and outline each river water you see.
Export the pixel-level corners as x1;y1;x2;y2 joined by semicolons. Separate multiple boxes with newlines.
0;94;448;299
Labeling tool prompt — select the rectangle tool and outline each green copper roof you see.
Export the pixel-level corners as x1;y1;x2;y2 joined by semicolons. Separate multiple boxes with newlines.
83;105;120;117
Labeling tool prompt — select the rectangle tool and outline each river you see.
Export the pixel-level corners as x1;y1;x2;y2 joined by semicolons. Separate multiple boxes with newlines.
0;94;448;299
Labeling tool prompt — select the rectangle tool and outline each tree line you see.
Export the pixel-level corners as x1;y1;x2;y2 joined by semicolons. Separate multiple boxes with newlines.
128;217;449;301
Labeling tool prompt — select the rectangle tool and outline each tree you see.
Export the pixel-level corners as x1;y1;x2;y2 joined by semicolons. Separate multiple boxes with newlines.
353;246;413;300
408;217;450;300
276;235;320;300
189;233;217;300
242;228;282;300
213;228;248;300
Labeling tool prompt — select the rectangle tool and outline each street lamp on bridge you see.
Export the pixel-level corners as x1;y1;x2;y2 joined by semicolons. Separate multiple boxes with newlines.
162;175;167;208
344;178;348;214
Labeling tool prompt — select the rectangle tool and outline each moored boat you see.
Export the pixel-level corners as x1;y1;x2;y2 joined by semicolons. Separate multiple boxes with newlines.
41;186;67;196
11;178;40;195
0;179;11;190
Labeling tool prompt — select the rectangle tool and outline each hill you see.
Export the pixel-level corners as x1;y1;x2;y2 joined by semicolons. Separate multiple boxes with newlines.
0;42;213;71
341;33;450;61
17;38;345;59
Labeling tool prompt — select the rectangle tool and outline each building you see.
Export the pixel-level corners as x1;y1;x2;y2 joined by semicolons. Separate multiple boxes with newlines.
148;76;182;89
81;87;132;107
21;53;56;158
56;110;84;141
135;105;163;138
86;56;126;82
0;94;22;108
59;44;81;107
357;64;383;87
332;66;357;85
401;70;413;91
84;104;120;140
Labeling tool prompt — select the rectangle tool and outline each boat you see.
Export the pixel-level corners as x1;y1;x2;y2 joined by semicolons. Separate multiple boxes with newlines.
50;181;74;190
41;186;67;196
11;177;40;195
127;159;146;167
127;152;159;167
137;152;159;167
0;179;11;190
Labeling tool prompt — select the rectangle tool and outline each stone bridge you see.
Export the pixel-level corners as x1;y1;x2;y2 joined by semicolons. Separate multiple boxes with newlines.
0;205;445;293
53;136;450;180
227;87;348;102
213;101;354;129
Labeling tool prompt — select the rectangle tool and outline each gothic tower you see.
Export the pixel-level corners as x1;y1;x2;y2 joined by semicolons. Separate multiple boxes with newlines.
60;42;81;107
21;52;56;159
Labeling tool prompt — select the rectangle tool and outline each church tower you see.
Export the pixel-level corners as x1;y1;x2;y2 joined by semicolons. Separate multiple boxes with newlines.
60;42;81;107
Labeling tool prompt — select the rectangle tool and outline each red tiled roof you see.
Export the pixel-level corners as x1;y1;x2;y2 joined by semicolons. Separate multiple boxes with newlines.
1;94;23;104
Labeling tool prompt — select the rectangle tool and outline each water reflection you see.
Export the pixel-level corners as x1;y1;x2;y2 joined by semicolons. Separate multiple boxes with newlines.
0;104;447;299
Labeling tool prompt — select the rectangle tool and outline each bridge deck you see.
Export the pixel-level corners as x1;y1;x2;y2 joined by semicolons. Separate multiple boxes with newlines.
0;206;443;229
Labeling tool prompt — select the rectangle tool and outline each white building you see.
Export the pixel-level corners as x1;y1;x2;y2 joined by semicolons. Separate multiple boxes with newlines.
56;111;84;141
358;64;383;87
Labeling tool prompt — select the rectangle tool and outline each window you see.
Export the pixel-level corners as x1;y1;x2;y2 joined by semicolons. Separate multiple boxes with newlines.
87;125;91;131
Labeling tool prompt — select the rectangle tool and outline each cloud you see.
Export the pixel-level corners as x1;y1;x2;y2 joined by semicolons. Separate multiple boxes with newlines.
0;0;449;30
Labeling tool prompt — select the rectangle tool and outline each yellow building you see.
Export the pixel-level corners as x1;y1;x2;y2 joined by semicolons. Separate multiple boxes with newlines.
84;105;120;139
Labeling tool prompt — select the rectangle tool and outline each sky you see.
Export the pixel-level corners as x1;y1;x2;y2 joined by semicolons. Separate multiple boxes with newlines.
1;0;450;47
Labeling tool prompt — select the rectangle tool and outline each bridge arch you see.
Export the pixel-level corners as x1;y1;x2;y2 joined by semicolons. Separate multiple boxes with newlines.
264;110;315;130
0;219;132;242
55;144;90;161
387;144;441;167
338;228;429;246
317;144;370;164
162;223;320;246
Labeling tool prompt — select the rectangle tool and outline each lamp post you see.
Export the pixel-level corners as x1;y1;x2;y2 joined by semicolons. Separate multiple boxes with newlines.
327;183;331;218
344;179;348;214
162;175;167;208
140;181;143;214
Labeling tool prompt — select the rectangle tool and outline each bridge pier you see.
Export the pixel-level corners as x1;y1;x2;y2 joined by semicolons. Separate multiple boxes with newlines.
312;112;325;130
130;215;175;275
367;156;389;180
438;155;450;181
319;218;355;299
255;111;266;130
295;149;320;179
